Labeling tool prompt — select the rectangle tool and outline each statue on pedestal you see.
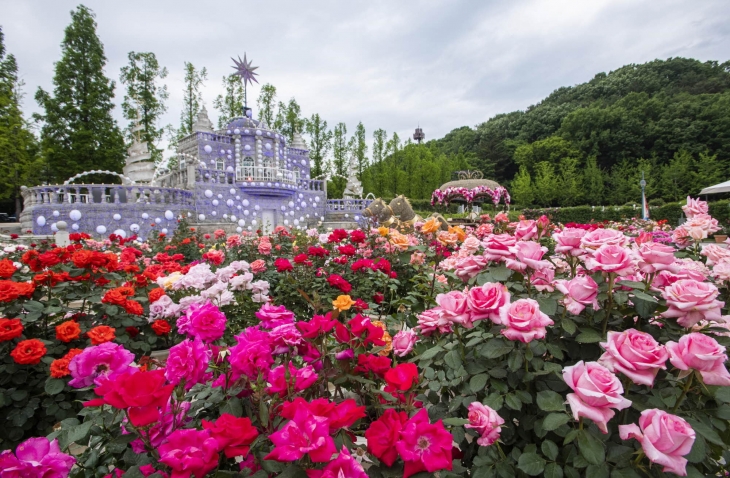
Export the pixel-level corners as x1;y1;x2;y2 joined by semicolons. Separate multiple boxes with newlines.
343;152;363;199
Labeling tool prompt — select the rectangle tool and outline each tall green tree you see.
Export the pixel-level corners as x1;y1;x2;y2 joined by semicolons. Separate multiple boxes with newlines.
304;113;332;178
34;5;125;183
256;84;277;127
660;150;695;202
352;122;368;177
213;74;244;129
693;152;725;194
370;129;387;196
0;27;40;216
533;161;559;206
510;166;534;206
177;62;207;138
582;156;605;205
279;98;304;143
557;156;581;206
329;122;349;198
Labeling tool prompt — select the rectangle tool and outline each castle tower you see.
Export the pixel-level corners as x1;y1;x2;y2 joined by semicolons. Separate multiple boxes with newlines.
193;105;214;133
122;109;156;183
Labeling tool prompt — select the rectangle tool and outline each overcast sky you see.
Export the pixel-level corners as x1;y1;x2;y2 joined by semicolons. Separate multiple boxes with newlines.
2;0;729;158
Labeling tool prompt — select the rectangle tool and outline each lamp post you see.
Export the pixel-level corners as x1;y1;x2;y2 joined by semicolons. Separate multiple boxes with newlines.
640;171;648;220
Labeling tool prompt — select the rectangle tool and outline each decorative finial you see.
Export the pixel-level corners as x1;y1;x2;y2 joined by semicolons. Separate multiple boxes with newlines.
231;53;259;110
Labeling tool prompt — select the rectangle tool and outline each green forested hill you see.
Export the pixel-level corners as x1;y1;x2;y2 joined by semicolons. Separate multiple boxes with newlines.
366;58;730;206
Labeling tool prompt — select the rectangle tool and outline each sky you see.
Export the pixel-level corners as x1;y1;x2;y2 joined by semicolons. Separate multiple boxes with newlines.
2;0;730;161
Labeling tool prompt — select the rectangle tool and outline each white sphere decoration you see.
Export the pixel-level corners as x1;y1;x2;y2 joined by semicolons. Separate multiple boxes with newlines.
354;216;360;221
96;225;107;234
204;145;213;153
230;215;237;222
284;220;289;225
299;194;304;199
296;207;300;211
204;174;211;179
226;199;234;207
220;149;226;155
161;228;168;234
251;219;257;226
217;194;223;199
198;214;206;221
69;209;82;221
242;199;250;207
345;214;349;218
238;219;245;226
212;200;219;206
247;226;252;231
227;166;234;173
212;211;217;216
256;130;262;136
234;128;241;134
237;205;242;210
36;216;46;226
236;227;242;233
227;149;232;154
236;195;240;200
281;206;286;211
230;188;236;195
254;205;260;211
113;213;122;221
321;216;325;221
114;229;126;238
244;145;251;151
155;218;162;224
300;217;305;222
301;201;307;207
315;196;321;203
227;155;232;160
164;210;174;220
130;223;140;232
142;213;149;220
301;159;307;166
294;219;299;226
223;214;228;219
252;212;257;217
51;223;58;232
52;210;60;217
227;130;232;134
205;190;213;198
265;143;272;150
72;224;79;231
306;214;310;218
244;210;250;216
288;201;294;207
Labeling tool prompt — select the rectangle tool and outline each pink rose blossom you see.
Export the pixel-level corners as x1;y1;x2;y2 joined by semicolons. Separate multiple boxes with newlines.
68;342;135;388
552;228;587;256
672;226;691;249
661;279;723;327
636;242;676;274
308;448;368;478
584;244;636;276
684;214;720;240
459;236;482;256
158;429;219;478
266;363;318;396
554;275;599;315
128;400;191;453
467;282;510;323
258;237;272;255
436;290;472;328
482;234;516;262
505;241;550;272
409;251;426;265
0;437;75;477
178;301;227;343
598;329;668;386
465;402;504;446
514;220;537;241
255;303;295;329
666;332;730;386
395;409;453;478
265;407;336;462
702;244;730;266
712;260;730;282
474;223;494;238
580;228;629;250
563;361;631;433
682;196;708;219
269;323;304;352
165;338;212;389
392;329;418;357
250;259;267;273
530;267;555;292
417;307;452;335
499;298;554;343
453;255;488;282
227;327;274;382
619;409;695;476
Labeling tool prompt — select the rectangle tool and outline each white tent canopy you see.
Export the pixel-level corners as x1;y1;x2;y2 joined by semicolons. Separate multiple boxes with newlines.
700;180;730;195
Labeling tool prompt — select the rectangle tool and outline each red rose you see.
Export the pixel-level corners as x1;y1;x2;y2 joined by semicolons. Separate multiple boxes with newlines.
126;326;140;338
328;229;348;243
354;354;391;378
365;409;408;466
202;413;259;458
0;259;17;279
352;298;369;312
87;325;116;345
124;300;144;315
151;320;171;336
327;274;352;294
337;244;356;256
55;320;81;342
38;251;61;268
148;288;166;303
0;318;23;342
10;338;47;365
349;230;366;243
274;258;293;273
373;292;385;304
384;363;419;391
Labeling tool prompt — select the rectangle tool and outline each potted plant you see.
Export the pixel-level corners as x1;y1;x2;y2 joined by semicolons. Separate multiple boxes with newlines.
714;225;728;243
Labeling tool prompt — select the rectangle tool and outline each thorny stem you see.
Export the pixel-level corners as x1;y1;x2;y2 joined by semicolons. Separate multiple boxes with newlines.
672;373;694;413
602;273;616;335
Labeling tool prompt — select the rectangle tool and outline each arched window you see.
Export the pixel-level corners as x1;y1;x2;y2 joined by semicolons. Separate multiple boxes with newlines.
216;157;225;171
178;156;186;169
236;156;254;181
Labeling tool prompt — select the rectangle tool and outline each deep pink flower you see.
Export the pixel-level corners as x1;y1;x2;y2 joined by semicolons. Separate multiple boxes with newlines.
165;338;211;390
499;298;554;343
666;332;730;386
158;429;219;478
465;402;504;446
266;362;318;396
202;413;259;458
128;400;191;453
392;328;418;356
436;290;471;328
467;282;510;323
255;303;295;329
585;244;635;276
682;196;708;219
514;220;537;241
297;313;337;338
0;437;75;478
555;275;599;315
395;409;453;478
365;409;409;466
68;342;135;388
661;279;724;327
636;242;676;274
599;329;668;386
417;307;452;335
482;234;516;262
307;448;368;478
506;241;550;272
178;301;226;343
580;228;629;250
227;327;274;382
563;361;631;433
265;407;336;462
274;257;293;272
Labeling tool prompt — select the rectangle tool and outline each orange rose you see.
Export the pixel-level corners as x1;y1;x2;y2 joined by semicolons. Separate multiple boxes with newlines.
0;318;23;342
55;320;81;343
378;226;389;237
0;259;17;279
333;295;356;311
437;231;458;246
389;232;410;252
50;348;83;378
10;338;47;365
87;325;116;345
123;300;143;315
448;226;466;242
151;319;171;336
421;217;441;234
148;287;166;303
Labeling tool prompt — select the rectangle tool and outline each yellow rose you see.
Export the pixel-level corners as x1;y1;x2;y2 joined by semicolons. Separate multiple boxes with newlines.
421;217;441;234
378;226;389;237
159;271;183;290
449;226;466;242
333;295;355;311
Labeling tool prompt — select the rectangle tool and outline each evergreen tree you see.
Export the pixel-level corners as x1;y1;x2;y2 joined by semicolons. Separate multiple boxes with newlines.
510;165;534;206
177;62;207;138
607;160;634;205
533;161;559;206
330;122;348;198
693;152;725;193
273;100;286;132
386;132;401;156
352;122;368;177
281;98;304;143
660;150;695;202
0;27;40;216
34;5;125;183
557;156;581;206
256;84;277;127
582;156;605;205
304;113;332;179
371;129;387;197
213;74;244;129
119;51;169;163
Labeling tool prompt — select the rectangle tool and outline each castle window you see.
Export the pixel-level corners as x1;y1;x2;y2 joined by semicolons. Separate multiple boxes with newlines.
216;157;225;170
236;156;254;181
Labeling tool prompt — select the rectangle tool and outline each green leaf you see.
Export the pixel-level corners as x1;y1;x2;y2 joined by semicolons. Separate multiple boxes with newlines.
537;297;558;316
633;295;658;319
44;378;66;396
542;413;570;431
505;393;522;410
277;465;309;478
470;373;489;394
715;386;730;403
444;349;461;369
220;398;242;417
577;430;605;465
541;440;559;461
685;418;724;446
610;468;641;478
586;465;609;478
442;418;470;426
481;339;514;359
23;301;44;312
620;281;645;290
490;265;512;281
537;390;565;412
544;463;563;478
561;318;577;335
419;346;444;360
517;453;546;476
576;328;603;343
685;434;705;463
65;420;92;447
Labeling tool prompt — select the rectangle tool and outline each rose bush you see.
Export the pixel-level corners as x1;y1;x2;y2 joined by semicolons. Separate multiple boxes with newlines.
0;200;728;477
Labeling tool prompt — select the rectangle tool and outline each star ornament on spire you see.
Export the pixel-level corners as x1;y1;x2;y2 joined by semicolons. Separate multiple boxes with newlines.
231;53;260;87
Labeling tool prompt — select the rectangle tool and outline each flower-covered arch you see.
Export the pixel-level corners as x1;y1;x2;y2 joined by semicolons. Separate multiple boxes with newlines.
431;171;510;207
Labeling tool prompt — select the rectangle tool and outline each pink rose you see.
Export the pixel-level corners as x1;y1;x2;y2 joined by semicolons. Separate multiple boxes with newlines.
598;329;668;386
661;279;723;327
530;267;555;292
580;229;629;251
562;361;631;433
417;308;452;335
255;303;295;329
392;329;418;357
701;244;730;266
684;214;720;240
436;290;472;328
158;429;219;478
554;275;599;315
258;238;272;255
482;234;516;262
584;244;635;276
665;332;730;386
454;255;488;282
250;259;267;273
178;301;227;343
467;282;510;323
552;228;587;256
619;409;695;476
505;241;550;272
514;220;537;241
460;236;482;255
266;362;318;396
465;402;504;446
682;196;708;219
499;298;554;343
713;260;730;282
636;242;676;274
165;338;212;389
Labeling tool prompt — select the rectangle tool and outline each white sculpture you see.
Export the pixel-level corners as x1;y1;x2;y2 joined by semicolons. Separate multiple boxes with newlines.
342;152;363;199
122;107;156;184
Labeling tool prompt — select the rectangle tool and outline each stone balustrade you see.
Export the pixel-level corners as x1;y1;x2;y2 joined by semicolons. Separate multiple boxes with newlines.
326;199;371;213
21;184;195;207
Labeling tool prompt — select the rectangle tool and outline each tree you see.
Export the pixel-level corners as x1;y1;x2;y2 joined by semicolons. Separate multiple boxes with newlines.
304;113;332;179
386;132;401;156
34;5;125;183
0;27;40;217
256;84;277;127
660;150;695;202
213;74;244;129
119;51;169;163
582;156;605;205
329;122;349;198
510;166;534;206
557;156;581;206
279;98;304;143
177;62;207;138
352;122;368;177
693;152;725;194
533;161;559;207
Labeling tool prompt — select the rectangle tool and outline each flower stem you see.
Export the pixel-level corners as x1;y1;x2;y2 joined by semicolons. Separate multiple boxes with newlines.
672;373;694;413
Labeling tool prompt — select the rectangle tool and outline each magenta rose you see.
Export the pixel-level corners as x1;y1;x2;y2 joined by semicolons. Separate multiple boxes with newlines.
266;363;318;396
0;437;75;477
255;303;295;329
467;282;511;323
158;429;219;478
180;301;227;343
482;234;516;262
665;332;730;386
682;196;708;219
580;228;629;250
661;279;723;327
584;244;635;276
499;298;554;343
619;409;695;476
552;228;587;256
636;242;676;274
68;342;135;388
505;241;550;272
514;220;537;241
392;329;418;357
436;290;472;328
562;361;631;433
465;402;504;446
554;275;599;315
598;329;669;386
165;338;212;390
